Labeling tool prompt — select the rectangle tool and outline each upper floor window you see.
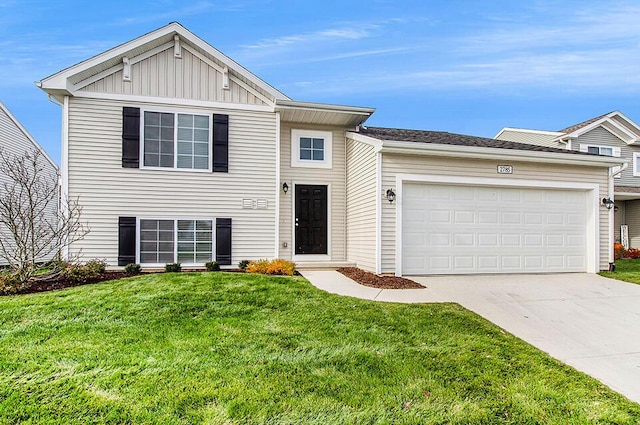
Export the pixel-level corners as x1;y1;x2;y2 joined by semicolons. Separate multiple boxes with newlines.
291;129;333;169
633;153;640;177
143;111;210;170
579;144;620;157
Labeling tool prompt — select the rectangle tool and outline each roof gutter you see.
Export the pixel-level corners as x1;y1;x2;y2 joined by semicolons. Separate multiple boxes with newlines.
376;139;625;168
275;99;375;116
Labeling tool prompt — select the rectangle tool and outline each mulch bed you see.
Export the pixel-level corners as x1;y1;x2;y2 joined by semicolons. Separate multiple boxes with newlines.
8;272;129;296
337;267;424;289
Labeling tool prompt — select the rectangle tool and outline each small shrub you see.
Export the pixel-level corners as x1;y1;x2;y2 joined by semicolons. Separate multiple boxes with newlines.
626;248;640;259
165;263;182;273
62;259;107;283
614;243;625;260
245;259;270;274
85;259;107;275
266;259;296;276
0;273;20;295
205;261;220;272
245;259;296;276
238;260;250;271
124;263;141;276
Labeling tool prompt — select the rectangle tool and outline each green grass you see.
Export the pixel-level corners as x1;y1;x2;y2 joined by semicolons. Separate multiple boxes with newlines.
599;258;640;284
1;273;639;424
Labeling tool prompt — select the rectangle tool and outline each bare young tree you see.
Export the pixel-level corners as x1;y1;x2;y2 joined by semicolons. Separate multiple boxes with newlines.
0;148;89;284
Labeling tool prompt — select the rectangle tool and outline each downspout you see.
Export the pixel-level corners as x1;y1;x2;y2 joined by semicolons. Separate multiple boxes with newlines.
609;163;628;266
274;111;281;259
61;95;70;260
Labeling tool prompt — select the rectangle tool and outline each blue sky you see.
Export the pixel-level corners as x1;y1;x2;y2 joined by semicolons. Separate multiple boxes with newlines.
2;0;640;164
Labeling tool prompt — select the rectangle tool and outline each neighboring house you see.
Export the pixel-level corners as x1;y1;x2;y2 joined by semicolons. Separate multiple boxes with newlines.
37;23;621;276
496;111;640;250
0;101;59;264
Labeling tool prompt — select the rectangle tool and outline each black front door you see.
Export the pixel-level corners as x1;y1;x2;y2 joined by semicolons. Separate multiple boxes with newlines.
295;185;328;255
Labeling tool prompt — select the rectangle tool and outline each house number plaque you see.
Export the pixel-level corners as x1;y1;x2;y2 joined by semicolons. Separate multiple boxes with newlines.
497;165;513;174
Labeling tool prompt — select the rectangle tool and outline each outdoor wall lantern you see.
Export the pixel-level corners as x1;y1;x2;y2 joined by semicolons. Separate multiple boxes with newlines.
602;197;615;210
386;188;396;203
282;182;289;194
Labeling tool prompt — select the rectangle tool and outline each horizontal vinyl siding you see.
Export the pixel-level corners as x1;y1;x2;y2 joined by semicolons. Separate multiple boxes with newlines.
497;130;564;149
67;97;276;266
345;139;377;272
381;154;611;274
575;127;639;186
81;48;267;106
0;107;58;264
279;123;347;261
625;200;640;249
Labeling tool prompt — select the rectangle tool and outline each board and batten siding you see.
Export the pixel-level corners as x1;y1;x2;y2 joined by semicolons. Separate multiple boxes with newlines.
380;154;611;274
496;130;564;149
80;48;267;106
574;127;640;187
279;123;348;261
0;104;59;264
67;96;277;266
345;138;377;272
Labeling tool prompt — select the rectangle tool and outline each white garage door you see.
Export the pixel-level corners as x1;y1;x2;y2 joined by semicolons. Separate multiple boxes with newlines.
402;183;589;275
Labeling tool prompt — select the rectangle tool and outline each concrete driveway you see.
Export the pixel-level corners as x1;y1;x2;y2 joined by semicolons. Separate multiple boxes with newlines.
301;270;640;404
408;273;640;404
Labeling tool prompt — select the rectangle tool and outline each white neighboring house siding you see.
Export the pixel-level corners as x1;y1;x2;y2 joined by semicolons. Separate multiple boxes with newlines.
279;122;347;262
495;129;565;149
0;103;59;264
345;138;377;272
66;96;276;266
80;47;267;106
573;127;639;187
380;154;611;274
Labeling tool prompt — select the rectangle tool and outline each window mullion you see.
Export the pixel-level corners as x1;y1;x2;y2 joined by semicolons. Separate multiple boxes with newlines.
174;220;178;264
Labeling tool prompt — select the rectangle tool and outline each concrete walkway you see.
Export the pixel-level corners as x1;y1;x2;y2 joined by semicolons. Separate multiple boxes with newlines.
300;270;640;404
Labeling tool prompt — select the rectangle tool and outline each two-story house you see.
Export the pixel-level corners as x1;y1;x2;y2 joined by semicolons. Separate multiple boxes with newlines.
0;101;59;264
37;23;621;276
497;111;640;250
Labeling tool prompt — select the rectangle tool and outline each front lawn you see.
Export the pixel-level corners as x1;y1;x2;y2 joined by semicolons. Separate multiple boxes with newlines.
1;273;639;424
600;258;640;284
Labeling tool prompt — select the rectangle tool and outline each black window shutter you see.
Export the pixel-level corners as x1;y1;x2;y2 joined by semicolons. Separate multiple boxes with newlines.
122;107;140;168
216;218;232;265
118;217;137;266
212;114;229;172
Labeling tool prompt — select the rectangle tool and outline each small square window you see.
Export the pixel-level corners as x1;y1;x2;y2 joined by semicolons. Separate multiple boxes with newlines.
291;130;332;169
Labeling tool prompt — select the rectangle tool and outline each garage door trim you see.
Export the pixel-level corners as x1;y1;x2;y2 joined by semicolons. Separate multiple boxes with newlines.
395;173;600;276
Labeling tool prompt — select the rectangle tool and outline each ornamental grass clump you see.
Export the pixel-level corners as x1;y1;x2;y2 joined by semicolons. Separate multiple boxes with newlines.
245;259;295;276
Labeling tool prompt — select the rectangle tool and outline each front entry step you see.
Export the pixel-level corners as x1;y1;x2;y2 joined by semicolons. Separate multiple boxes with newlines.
295;261;356;270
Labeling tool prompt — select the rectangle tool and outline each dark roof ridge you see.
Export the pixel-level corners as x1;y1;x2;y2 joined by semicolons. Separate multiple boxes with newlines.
357;125;597;156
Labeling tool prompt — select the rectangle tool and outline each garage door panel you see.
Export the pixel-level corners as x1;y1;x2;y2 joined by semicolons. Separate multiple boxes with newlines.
402;183;589;275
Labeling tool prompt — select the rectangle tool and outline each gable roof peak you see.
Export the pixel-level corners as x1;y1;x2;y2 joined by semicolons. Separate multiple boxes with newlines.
37;22;290;103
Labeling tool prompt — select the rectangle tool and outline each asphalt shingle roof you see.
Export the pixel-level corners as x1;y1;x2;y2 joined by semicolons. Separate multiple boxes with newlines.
358;126;594;156
558;112;613;134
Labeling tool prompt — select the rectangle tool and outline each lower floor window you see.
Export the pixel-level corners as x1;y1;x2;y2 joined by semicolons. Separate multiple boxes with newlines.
140;219;213;264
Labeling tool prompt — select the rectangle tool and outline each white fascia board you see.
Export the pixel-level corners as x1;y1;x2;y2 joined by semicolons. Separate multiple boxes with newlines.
0;101;58;169
494;127;565;139
72;91;274;113
345;131;383;149
379;140;625;168
610;111;640;137
565;116;638;144
276;100;375;115
38;22;290;102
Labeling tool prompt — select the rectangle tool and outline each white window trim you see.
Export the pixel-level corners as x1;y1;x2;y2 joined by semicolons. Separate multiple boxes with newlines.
634;152;640;177
579;143;621;157
140;108;213;173
136;217;215;267
290;129;333;169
